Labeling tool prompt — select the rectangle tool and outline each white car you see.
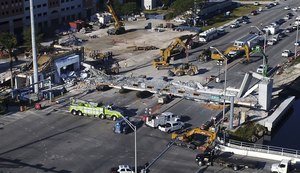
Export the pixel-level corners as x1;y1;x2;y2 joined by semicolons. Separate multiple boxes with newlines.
257;64;269;74
282;50;292;57
295;41;300;46
284;15;291;20
253;2;259;6
158;121;184;133
292;7;298;11
267;39;276;45
284;6;290;10
230;22;240;28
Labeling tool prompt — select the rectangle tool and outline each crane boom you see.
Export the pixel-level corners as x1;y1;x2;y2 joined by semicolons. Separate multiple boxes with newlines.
106;0;125;35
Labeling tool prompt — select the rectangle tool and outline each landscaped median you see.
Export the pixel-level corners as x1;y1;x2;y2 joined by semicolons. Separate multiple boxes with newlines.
202;4;259;31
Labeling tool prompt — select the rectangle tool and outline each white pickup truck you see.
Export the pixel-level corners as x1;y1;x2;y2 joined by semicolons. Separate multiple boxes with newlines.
271;159;300;173
145;112;180;128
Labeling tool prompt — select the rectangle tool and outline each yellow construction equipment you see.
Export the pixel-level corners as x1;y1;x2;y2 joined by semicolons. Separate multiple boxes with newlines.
211;45;250;63
106;0;125;35
172;127;217;152
152;34;195;69
169;63;198;76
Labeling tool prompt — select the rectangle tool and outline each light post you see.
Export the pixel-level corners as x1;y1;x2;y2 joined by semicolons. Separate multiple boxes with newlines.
210;46;228;124
251;25;268;76
295;22;299;59
120;115;137;173
250;25;267;53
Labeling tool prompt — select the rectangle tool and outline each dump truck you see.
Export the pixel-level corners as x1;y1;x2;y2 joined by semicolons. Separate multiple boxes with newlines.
195;150;259;171
69;98;123;121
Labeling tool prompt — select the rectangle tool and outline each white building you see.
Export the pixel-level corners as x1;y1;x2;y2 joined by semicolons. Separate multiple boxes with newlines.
142;0;156;10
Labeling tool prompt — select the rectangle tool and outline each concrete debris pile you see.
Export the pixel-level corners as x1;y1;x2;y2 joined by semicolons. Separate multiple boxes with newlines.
61;70;90;88
127;46;159;51
58;35;84;46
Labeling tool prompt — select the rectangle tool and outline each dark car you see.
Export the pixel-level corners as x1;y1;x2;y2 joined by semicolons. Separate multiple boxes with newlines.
241;16;249;20
287;12;294;17
251;10;258;15
276;19;285;25
285;27;294;33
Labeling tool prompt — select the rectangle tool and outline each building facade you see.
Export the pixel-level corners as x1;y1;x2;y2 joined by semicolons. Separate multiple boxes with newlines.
0;0;96;34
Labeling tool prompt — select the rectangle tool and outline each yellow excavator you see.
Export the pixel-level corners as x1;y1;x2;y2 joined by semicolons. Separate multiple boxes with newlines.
172;127;217;152
106;0;125;35
211;45;250;63
152;34;195;68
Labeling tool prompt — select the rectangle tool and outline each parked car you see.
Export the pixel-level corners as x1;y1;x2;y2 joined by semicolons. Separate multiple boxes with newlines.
257;64;269;74
251;10;258;15
267;39;277;46
282;50;292;57
241;16;249;20
230;22;240;28
253;2;259;6
287;12;293;17
158;121;184;133
284;27;294;33
294;41;300;46
292;7;298;12
276;19;285;25
284;15;291;20
242;19;250;24
284;6;290;10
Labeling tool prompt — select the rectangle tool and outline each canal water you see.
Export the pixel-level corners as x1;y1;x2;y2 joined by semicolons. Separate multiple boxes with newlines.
264;99;300;150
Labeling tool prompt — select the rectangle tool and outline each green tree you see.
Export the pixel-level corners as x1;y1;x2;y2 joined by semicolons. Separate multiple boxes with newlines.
0;32;17;88
121;2;138;15
171;0;205;16
23;27;43;53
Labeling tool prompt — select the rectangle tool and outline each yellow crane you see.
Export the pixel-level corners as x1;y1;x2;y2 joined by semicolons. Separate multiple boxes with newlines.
211;45;250;63
106;0;125;35
152;34;195;68
172;127;217;152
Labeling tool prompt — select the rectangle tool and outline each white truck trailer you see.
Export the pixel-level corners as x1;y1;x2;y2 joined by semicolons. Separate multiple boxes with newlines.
233;34;262;49
199;28;219;43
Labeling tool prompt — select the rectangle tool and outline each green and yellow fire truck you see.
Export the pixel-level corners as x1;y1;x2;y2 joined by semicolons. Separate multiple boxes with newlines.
69;98;123;121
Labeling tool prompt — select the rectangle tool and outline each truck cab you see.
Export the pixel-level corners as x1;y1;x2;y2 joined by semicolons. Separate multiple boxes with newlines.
271;159;291;173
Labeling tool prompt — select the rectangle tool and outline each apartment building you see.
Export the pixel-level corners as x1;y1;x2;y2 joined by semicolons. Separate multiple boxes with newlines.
0;0;96;35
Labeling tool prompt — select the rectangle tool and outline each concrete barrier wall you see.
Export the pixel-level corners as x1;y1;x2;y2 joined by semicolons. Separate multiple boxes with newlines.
220;145;300;162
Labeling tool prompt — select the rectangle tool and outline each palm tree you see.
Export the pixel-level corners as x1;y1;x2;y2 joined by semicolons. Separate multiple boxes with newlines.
0;32;17;88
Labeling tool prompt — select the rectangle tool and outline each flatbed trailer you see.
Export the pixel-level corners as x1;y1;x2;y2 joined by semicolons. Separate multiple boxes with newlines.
195;151;259;171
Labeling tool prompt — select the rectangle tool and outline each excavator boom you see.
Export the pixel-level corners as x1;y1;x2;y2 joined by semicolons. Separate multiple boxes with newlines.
153;34;196;68
106;0;125;35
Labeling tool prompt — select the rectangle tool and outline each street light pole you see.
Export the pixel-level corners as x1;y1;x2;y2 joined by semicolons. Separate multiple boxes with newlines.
250;25;266;53
295;23;299;59
210;47;228;123
120;115;137;173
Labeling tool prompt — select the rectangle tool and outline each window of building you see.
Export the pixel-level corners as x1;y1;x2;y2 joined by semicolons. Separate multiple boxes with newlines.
61;8;65;11
71;6;74;9
26;16;30;19
37;5;41;8
43;12;47;16
43;3;46;7
25;7;29;10
61;0;64;3
66;7;69;10
77;4;81;8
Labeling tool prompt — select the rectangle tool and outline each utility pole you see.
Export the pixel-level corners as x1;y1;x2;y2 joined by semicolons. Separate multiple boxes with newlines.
29;0;39;93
